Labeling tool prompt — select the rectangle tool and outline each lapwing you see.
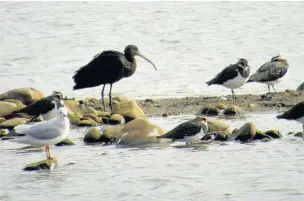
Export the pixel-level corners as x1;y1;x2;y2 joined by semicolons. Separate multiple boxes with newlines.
158;116;208;144
248;54;289;93
7;91;64;121
206;58;250;100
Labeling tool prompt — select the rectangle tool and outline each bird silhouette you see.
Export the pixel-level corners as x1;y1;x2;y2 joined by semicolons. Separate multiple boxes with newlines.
277;101;304;134
206;58;250;100
248;54;289;93
73;45;157;112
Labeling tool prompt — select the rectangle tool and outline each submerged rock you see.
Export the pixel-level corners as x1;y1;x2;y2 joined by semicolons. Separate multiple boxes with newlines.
55;138;75;146
0;101;19;116
0;88;44;105
0;128;9;137
23;159;57;171
0;118;28;129
200;105;220;116
229;122;256;142
294;132;304;138
112;96;145;122
117;118;165;146
84;127;115;144
214;103;227;110
78;119;97;127
223;106;241;116
68;113;81;125
108;114;125;125
207;118;230;133
264;129;282;139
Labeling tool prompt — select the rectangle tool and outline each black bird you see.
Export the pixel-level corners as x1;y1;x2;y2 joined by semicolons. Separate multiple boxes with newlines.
72;45;157;112
158;116;208;144
6;91;64;121
277;101;304;133
248;54;289;93
206;58;250;100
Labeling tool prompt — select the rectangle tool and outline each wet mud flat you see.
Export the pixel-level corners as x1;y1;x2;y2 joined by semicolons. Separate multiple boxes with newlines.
137;90;304;117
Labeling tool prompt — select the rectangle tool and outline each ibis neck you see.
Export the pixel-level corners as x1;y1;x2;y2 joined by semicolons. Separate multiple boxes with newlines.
124;57;137;77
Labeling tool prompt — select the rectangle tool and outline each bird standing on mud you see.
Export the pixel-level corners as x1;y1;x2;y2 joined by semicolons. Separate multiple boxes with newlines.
72;45;157;112
248;54;289;93
158;116;208;144
206;58;250;100
277;101;304;134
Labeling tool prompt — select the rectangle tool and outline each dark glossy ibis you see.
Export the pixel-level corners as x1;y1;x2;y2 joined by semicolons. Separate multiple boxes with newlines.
72;45;157;112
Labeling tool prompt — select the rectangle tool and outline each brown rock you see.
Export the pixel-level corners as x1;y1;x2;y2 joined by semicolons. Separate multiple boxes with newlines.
112;96;145;122
0;118;28;129
223;105;242;115
0;88;44;105
108;114;125;125
229;122;256;142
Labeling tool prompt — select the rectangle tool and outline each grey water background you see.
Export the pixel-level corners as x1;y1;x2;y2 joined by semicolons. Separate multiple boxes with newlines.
0;1;304;201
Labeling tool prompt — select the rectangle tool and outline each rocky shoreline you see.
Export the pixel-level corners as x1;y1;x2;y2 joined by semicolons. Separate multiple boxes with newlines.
137;90;304;116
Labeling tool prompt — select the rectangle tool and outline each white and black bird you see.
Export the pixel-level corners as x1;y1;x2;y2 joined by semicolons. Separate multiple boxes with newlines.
7;107;70;161
6;91;64;121
248;54;289;93
277;101;304;133
157;116;208;144
206;58;250;100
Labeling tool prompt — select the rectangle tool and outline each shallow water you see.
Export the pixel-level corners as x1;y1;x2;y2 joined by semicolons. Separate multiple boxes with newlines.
1;113;304;201
1;2;304;201
0;1;304;99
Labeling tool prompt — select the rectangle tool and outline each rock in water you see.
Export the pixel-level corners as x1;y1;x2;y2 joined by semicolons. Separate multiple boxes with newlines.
200;105;220;116
112;96;145;122
207;118;230;133
108;114;125;125
229;122;256;142
23;159;57;171
223;105;241;115
55;138;75;146
0;88;44;105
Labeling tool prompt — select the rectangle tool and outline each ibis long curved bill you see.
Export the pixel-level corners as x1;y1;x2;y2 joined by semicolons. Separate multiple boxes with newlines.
137;52;157;70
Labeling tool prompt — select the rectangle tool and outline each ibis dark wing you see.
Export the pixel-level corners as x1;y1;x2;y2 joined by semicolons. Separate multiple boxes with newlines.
277;101;304;120
159;120;201;140
14;96;55;116
73;50;131;90
206;64;238;85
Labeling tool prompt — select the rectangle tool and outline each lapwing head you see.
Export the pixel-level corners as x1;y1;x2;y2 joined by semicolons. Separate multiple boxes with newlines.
237;58;250;68
271;53;286;62
52;91;63;100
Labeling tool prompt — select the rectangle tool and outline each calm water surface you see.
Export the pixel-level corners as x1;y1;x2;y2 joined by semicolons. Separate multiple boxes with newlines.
1;2;304;201
1;113;304;201
0;1;304;99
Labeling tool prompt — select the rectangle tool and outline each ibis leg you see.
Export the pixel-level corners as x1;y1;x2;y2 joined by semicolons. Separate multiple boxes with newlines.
109;83;113;112
101;84;106;111
268;85;271;93
272;85;276;93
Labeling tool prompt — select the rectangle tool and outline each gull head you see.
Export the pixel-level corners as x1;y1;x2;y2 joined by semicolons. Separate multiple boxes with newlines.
58;107;68;117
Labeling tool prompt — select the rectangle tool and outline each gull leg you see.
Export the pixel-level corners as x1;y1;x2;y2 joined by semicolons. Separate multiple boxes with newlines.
46;145;56;161
101;84;106;111
268;85;271;93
